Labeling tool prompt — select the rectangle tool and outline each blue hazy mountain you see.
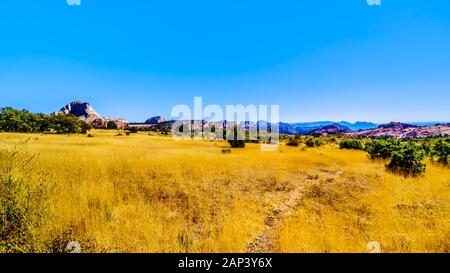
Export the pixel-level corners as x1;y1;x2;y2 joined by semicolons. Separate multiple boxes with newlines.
409;121;450;127
337;121;379;131
280;121;378;135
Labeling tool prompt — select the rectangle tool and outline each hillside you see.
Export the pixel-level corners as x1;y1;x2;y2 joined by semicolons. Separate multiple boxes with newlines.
347;122;450;138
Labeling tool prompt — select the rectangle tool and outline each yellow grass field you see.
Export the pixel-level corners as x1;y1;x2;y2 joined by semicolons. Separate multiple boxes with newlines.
1;131;449;253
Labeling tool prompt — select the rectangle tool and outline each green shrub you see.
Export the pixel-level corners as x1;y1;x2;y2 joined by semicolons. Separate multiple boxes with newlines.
305;137;322;148
128;127;139;134
106;121;118;130
46;114;90;134
339;139;364;150
431;139;450;165
0;143;52;253
227;125;246;148
286;138;300;147
221;148;231;154
365;139;400;159
228;140;246;148
422;141;432;156
385;142;426;176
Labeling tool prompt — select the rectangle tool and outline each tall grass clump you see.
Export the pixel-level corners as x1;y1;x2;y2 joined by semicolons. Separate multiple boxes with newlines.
0;142;52;253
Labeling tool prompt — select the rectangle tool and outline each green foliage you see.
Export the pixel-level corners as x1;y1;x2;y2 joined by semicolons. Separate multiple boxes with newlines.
305;137;322;147
385;142;426;176
228;125;246;148
365;139;400;159
339;139;364;150
364;139;428;176
228;139;246;148
431;139;450;165
421;141;432;156
128;127;139;134
286;138;301;147
0;143;52;253
46;114;90;134
106;121;118;130
0;107;90;134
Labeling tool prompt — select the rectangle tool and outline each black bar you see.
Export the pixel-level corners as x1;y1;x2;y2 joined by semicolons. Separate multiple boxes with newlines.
0;253;446;272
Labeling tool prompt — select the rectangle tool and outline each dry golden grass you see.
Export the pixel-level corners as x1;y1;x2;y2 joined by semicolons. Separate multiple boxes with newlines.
0;131;449;253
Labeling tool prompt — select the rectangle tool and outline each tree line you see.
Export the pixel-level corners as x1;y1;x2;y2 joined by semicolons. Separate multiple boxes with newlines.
0;107;90;134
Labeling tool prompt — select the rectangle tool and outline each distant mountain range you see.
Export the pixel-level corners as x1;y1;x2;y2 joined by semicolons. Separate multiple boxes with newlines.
279;121;378;135
52;101;450;138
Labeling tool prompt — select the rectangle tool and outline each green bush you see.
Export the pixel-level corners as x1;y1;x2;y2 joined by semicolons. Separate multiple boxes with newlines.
106;121;118;130
286;138;300;147
46;114;90;134
431;139;450;165
339;139;364;150
0;143;52;253
422;141;432;156
385;142;426;176
227;125;246;148
305;137;322;147
365;139;400;159
128;127;139;134
228;140;246;148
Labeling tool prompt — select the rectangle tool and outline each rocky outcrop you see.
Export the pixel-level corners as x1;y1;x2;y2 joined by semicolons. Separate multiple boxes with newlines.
310;124;351;135
55;101;103;125
145;116;166;125
55;101;129;129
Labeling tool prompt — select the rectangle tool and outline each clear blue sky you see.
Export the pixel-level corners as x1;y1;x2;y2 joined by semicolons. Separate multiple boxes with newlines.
1;0;450;123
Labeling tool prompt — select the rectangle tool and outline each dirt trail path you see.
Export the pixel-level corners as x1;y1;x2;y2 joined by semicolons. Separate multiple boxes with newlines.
246;170;342;253
246;180;306;253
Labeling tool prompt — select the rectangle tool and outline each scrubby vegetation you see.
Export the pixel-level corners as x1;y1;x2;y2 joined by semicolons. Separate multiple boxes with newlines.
0;107;90;134
305;137;322;147
0;131;449;253
365;138;400;160
228;125;246;148
362;137;450;176
286;138;301;147
0;143;52;253
0;130;450;252
128;127;139;134
228;140;246;148
431;139;450;165
339;139;364;150
106;121;118;130
385;142;426;176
